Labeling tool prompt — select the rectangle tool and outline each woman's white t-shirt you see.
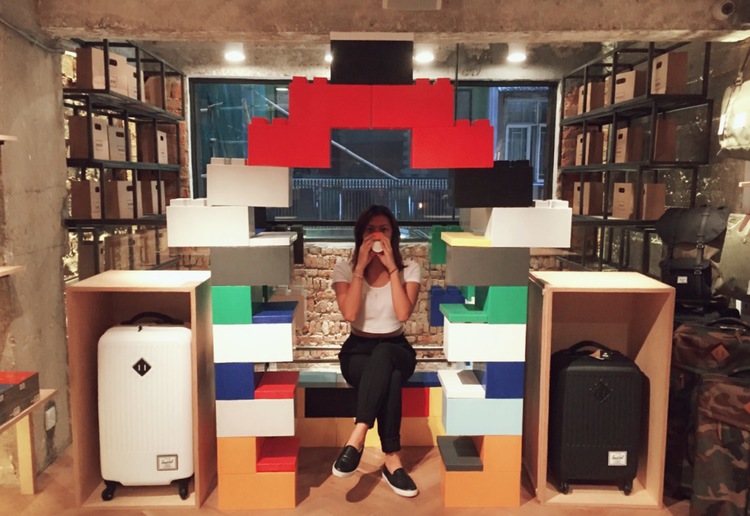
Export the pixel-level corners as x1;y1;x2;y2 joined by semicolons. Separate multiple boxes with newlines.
332;260;421;334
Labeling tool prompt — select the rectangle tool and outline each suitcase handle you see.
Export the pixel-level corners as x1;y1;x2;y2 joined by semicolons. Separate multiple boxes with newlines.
565;340;625;358
121;312;184;326
707;317;750;334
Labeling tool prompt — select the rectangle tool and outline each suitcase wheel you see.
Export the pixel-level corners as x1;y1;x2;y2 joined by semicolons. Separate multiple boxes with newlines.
558;481;570;494
620;479;633;496
178;479;189;500
101;480;117;501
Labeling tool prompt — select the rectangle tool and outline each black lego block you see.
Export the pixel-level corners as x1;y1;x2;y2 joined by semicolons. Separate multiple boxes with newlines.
330;40;413;85
450;160;533;208
304;387;358;418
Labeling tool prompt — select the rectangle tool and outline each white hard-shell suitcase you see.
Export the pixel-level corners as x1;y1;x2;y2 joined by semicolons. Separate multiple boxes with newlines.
97;312;193;501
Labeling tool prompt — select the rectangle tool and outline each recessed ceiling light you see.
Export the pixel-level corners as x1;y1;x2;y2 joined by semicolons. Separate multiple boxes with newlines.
414;50;435;63
224;42;246;63
325;53;333;63
507;42;527;63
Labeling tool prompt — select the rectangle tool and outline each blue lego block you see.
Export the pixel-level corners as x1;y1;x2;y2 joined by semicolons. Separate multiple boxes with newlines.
429;285;465;327
251;301;298;324
473;362;525;399
405;371;441;387
215;362;257;400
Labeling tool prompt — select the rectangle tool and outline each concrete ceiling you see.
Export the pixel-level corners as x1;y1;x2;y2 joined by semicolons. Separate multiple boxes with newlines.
4;0;750;77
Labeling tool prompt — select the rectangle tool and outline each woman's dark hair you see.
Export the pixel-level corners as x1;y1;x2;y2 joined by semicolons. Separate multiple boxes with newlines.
351;205;404;270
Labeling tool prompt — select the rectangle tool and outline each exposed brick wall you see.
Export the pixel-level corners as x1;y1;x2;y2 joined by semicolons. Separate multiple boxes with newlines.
175;242;562;364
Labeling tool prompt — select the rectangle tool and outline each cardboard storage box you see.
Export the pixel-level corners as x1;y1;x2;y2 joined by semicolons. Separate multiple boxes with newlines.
651;52;688;95
613;70;646;103
641;183;666;220
137;125;169;164
578;81;606;113
572;181;604;215
654;117;677;161
70;180;102;219
104;181;143;219
68;115;110;160
77;240;107;279
107;125;127;161
139;180;166;215
144;76;183;109
575;131;604;165
612;182;635;219
75;47;130;95
614;127;644;163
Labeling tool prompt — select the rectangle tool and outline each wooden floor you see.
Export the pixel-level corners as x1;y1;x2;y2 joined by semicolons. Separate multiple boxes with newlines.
0;446;690;515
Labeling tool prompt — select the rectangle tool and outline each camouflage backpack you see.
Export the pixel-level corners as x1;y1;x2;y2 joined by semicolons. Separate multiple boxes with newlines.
665;318;750;500
690;373;750;516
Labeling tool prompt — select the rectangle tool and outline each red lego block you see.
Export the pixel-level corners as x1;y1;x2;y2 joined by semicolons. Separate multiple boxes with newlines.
372;78;454;129
411;119;494;169
289;76;371;129
256;436;300;472
247;117;330;168
402;386;430;417
255;370;299;400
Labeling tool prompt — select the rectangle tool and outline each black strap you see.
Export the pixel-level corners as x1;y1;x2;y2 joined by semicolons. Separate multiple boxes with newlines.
566;340;617;354
694;209;710;274
121;312;184;326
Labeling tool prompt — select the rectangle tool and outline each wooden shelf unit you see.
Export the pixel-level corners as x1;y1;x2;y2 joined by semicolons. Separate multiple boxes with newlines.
65;270;215;509
523;271;675;508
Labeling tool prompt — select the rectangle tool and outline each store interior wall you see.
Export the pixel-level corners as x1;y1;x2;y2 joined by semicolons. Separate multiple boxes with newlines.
0;0;749;488
0;10;70;485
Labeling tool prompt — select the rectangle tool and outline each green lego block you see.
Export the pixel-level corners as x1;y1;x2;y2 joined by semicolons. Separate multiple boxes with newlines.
475;286;528;324
439;303;488;323
211;285;260;324
459;285;476;303
429;225;462;265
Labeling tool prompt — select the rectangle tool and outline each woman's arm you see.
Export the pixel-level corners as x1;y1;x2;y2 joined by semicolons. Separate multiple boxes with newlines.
334;235;375;322
379;238;419;322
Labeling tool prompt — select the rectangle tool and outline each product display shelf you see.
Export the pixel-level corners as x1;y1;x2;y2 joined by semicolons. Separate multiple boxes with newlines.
559;41;710;272
0;265;25;278
63;40;184;277
65;270;215;509
523;271;674;509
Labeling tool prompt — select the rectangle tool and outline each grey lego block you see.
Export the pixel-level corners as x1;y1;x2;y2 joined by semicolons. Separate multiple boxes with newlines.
445;246;530;287
210;245;294;287
437;435;483;472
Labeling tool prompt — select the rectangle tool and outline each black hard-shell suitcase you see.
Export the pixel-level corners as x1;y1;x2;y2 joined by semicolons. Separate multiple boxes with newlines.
548;341;649;495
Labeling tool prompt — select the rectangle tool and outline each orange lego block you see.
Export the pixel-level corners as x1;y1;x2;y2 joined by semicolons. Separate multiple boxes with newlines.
296;417;337;447
471;435;522;473
442;466;521;508
402;386;429;416
217;436;261;475
218;471;297;510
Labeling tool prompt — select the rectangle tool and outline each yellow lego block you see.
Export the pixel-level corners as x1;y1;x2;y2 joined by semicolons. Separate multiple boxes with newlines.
218;471;297;510
429;387;443;418
440;232;491;247
471;435;522;473
336;417;357;445
442;466;521;508
363;420;380;447
296;417;337;447
217;436;261;475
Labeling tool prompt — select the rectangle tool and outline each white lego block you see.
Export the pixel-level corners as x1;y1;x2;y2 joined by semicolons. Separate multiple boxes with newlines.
248;231;297;246
170;197;208;207
207;161;291;208
442;396;523;436
443;318;526;362
216;398;295;437
213;323;294;363
484;207;572;248
166;205;254;247
437;369;485;398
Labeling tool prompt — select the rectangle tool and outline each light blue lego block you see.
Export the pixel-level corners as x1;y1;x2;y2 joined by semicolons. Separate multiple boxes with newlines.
442;395;523;436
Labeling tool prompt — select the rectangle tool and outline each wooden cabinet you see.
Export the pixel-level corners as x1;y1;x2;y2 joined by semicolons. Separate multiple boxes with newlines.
65;270;215;509
523;271;674;508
